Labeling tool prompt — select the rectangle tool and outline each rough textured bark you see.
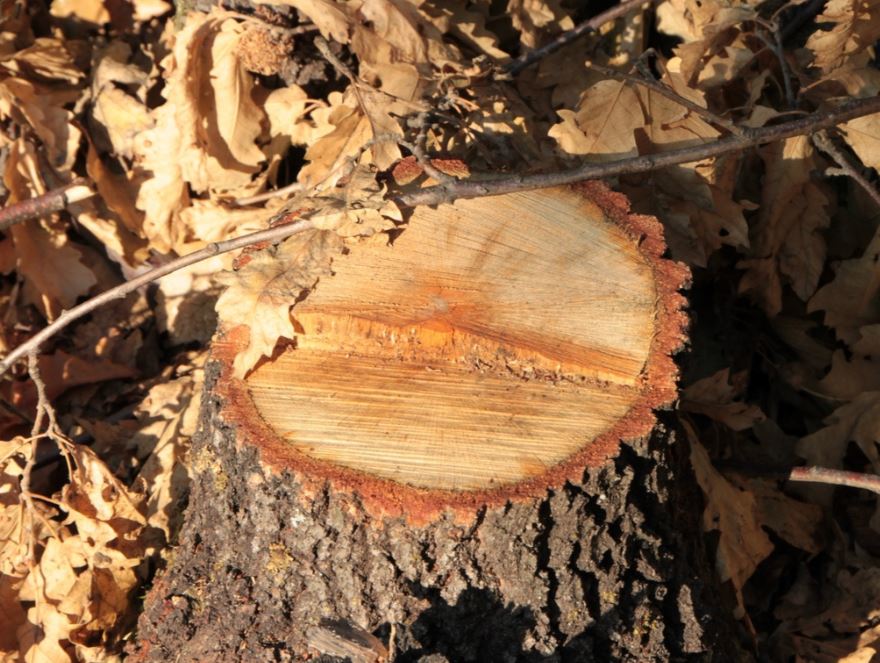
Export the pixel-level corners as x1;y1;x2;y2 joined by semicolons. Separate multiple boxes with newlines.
128;184;742;660
129;365;735;661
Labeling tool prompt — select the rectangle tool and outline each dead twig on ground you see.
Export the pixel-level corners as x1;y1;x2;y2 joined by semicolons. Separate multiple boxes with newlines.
1;94;878;378
0;179;95;231
788;466;880;495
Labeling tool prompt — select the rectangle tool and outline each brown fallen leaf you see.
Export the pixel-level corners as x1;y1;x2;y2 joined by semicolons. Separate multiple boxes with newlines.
738;136;832;316
682;368;766;431
215;229;345;378
686;423;774;618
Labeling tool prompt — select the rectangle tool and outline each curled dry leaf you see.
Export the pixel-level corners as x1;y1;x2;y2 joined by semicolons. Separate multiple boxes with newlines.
806;0;880;74
3;437;154;662
133;10;269;253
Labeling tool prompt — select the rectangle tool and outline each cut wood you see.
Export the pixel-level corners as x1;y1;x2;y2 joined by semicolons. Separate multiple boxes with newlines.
130;183;742;661
226;181;686;520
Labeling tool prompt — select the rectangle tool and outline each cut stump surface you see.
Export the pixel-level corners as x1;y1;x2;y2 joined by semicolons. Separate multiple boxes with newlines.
217;181;688;520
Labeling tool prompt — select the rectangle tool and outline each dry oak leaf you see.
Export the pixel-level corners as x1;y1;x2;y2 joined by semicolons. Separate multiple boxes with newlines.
419;2;509;61
297;93;373;189
549;79;641;159
816;326;880;400
508;0;575;49
0;77;82;175
682;368;766;430
305;162;403;236
12;446;151;660
841;111;880;171
806;0;880;74
90;42;154;161
282;0;352;43
351;0;458;100
783;567;880;659
688;427;774;618
78;141;150;267
797;392;880;475
551;62;719;160
621;154;751;267
134;11;267;251
51;0;169;23
132;368;203;538
5;350;135;415
808;226;880;344
738;136;831;316
657;1;757;87
735;478;824;555
216;230;345;378
0;38;84;85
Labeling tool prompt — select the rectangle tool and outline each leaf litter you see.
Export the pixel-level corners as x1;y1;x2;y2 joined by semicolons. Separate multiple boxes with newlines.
0;0;878;660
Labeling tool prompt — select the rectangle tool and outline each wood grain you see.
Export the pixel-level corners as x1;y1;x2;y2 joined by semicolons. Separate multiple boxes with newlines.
246;186;662;491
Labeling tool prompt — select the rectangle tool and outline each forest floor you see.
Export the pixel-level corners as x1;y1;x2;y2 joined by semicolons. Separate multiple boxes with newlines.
1;0;879;661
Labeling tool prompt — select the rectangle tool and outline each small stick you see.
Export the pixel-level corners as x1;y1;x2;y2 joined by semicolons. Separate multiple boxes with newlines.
0;179;95;231
503;0;658;77
788;466;880;495
812;130;880;211
235;181;304;207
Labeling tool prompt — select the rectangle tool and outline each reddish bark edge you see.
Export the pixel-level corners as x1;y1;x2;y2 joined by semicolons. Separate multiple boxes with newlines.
212;181;690;526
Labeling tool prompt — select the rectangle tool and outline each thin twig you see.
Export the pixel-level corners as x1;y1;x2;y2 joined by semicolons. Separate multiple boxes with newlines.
503;0;658;77
753;19;796;109
787;466;880;495
396;95;880;207
0;179;95;232
1;95;878;378
584;60;744;137
812;130;880;210
235;181;304;207
0;217;314;377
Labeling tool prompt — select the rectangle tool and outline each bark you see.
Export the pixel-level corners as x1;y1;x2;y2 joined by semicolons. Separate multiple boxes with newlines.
129;357;739;661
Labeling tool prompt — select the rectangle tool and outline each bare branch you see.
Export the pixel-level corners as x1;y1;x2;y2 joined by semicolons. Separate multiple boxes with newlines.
0;179;95;232
503;0;659;77
396;95;880;207
788;466;880;495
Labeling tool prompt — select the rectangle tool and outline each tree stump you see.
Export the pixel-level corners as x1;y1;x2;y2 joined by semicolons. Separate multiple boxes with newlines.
130;182;734;661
